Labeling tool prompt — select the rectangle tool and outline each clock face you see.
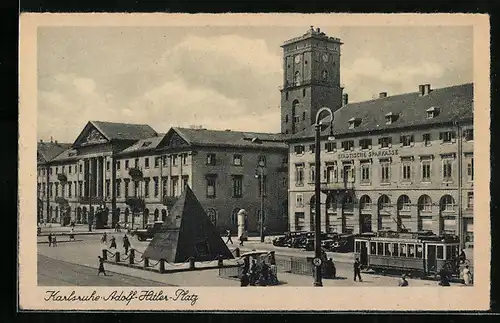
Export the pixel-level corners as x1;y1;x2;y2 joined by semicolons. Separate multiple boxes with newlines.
322;53;329;62
294;55;301;64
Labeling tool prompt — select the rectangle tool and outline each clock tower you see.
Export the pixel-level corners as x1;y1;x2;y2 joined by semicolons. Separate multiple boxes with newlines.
280;26;344;134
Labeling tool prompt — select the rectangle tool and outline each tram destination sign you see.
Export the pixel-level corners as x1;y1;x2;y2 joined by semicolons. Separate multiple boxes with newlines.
338;149;399;160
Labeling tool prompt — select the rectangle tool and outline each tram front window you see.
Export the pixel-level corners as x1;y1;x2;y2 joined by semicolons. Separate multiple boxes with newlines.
437;246;444;260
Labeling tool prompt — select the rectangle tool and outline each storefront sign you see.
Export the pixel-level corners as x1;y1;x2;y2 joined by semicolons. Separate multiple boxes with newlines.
338;149;399;160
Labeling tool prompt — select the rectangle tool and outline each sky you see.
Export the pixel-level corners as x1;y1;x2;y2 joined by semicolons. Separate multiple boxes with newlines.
37;25;473;142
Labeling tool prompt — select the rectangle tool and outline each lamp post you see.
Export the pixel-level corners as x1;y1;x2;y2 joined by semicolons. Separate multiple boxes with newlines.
313;107;334;287
255;163;265;243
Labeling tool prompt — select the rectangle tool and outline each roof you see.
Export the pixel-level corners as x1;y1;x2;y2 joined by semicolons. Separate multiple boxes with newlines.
115;134;166;156
37;141;72;164
288;83;473;141
168;127;288;150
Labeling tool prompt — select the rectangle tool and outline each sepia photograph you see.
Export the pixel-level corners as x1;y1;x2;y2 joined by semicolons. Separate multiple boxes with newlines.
19;13;490;311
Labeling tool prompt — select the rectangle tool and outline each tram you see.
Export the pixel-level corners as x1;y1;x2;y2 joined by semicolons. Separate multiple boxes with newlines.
354;231;462;277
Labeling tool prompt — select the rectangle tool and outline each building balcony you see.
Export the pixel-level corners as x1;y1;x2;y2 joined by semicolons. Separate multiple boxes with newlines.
320;181;355;192
57;173;67;182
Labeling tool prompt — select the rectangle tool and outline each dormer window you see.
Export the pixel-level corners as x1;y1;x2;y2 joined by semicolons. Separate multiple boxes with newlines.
426;107;440;119
385;112;398;124
348;117;362;129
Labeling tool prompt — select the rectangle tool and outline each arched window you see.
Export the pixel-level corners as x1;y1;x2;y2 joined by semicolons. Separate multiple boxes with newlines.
397;195;412;211
359;195;372;210
231;208;240;225
440;195;456;212
378;194;391;210
321;70;328;80
207;208;217;225
418;195;432;212
294;71;301;86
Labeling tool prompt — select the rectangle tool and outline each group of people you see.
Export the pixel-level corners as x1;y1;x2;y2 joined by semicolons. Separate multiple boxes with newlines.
101;232;132;255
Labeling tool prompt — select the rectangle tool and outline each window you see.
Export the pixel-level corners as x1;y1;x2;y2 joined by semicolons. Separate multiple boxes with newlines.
325;142;336;152
467;192;474;209
463;129;473;141
125;160;129;169
162;177;167;197
153;177;159;197
123;180;128;198
421;160;431;182
206;154;216;166
134;158;139;168
359;138;372;150
380;160;391;183
379;137;392;148
105;180;110;197
295;164;304;186
144;158;150;168
443;159;453;182
309;144;315;153
233;154;242;166
116;161;120;170
206;176;216;198
423;133;431;146
106;161;110;171
144;179;150;198
440;131;456;143
467;158;474;181
232;175;243;198
437;246;444;260
172;154;178;166
116;180;122;197
296;194;304;207
361;162;371;183
341;140;354;151
400;134;414;147
294;145;305;154
68;182;72;198
309;165;315;183
171;177;179;196
402;162;412;182
258;155;266;167
182;154;187;165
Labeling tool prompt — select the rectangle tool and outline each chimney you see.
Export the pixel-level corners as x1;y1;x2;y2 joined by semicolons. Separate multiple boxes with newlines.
379;92;388;98
342;93;349;106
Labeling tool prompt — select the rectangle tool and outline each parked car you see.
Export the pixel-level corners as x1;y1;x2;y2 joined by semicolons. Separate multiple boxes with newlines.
132;221;164;241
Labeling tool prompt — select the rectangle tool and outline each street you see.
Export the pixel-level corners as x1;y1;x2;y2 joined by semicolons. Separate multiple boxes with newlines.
37;232;468;287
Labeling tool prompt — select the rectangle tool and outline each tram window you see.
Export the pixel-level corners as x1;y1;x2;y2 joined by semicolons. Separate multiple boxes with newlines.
416;244;423;258
437;246;444;260
399;244;407;257
370;242;377;254
384;243;391;256
355;241;361;253
377;242;384;255
408;244;415;258
392;243;399;257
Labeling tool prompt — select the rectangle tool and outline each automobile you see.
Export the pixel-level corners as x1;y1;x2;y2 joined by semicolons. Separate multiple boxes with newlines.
132;221;164;241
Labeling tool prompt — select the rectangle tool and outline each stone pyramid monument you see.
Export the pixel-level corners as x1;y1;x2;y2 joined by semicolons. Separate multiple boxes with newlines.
142;185;235;263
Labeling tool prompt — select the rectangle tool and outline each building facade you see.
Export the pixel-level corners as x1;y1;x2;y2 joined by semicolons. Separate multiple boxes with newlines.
37;123;289;234
286;83;474;247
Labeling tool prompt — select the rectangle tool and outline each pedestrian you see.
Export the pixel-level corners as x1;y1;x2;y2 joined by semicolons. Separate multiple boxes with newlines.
97;256;107;276
239;234;244;246
398;274;409;287
225;229;233;244
110;236;117;249
353;257;362;282
52;236;57;247
101;232;107;244
459;249;467;264
123;234;131;255
69;228;75;241
462;265;472;285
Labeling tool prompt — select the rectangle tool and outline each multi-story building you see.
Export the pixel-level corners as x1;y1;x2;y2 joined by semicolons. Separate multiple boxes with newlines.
37;122;289;233
285;82;474;246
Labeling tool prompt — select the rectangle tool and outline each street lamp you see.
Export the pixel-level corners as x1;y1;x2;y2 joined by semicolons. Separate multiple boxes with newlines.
313;107;334;287
255;161;266;243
